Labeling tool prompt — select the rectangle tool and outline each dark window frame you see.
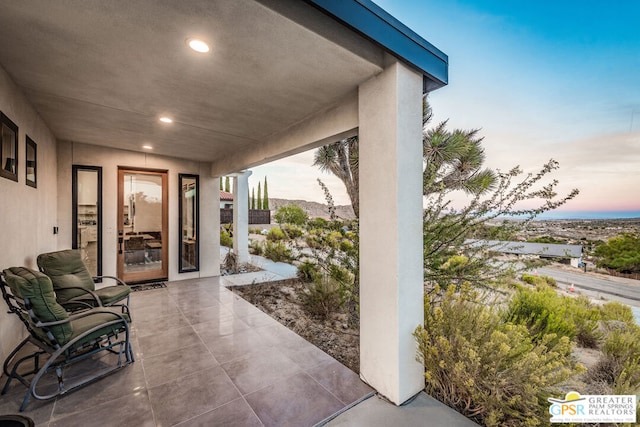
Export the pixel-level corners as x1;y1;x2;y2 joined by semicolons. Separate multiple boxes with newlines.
25;135;37;188
179;173;200;273
72;165;103;278
0;112;19;182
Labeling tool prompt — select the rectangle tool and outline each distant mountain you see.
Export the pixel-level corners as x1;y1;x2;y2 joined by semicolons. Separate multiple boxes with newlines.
268;198;356;220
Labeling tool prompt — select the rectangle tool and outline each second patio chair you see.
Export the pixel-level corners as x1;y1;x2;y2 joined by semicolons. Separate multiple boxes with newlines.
37;249;131;313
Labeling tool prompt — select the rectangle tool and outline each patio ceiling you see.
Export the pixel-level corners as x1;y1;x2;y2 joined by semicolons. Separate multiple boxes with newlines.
0;0;447;167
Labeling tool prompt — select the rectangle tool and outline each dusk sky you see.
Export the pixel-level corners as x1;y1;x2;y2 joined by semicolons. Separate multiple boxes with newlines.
249;0;640;217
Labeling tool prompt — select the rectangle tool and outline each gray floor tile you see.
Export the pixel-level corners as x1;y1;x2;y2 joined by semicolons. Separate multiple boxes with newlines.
306;359;374;405
148;366;241;427
245;371;344;427
50;389;155;427
137;325;202;358
142;342;219;388
52;360;144;418
175;397;262;427
201;328;274;364
181;302;235;326
221;347;301;395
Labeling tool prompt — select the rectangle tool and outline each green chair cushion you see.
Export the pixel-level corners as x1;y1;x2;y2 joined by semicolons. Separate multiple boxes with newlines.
68;308;130;352
94;286;131;306
37;250;95;302
3;267;73;345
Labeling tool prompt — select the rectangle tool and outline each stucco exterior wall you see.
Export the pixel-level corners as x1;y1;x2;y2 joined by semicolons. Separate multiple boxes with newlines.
0;65;59;362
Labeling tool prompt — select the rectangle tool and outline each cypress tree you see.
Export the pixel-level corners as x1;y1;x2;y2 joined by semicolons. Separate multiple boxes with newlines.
224;176;230;193
263;177;269;210
219;177;223;191
251;188;256;210
257;182;262;210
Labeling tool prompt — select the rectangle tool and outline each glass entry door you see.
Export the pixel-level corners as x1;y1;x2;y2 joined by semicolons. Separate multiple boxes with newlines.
117;168;168;283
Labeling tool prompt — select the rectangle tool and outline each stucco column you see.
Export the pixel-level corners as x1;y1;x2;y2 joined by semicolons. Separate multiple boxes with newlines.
358;61;424;404
199;172;220;277
232;170;252;264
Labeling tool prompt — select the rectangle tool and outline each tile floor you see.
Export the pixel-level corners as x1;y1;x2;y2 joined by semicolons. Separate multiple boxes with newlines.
0;277;373;426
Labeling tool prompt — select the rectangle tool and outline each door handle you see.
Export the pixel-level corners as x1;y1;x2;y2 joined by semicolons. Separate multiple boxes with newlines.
118;231;124;254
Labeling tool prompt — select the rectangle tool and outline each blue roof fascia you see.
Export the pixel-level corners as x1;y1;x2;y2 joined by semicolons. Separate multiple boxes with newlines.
304;0;448;91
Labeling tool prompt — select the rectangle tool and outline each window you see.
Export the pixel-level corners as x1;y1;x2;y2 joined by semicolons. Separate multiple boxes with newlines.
26;136;37;188
0;112;18;182
179;174;199;272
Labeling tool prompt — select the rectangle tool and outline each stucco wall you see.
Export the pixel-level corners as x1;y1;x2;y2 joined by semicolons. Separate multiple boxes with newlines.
56;141;220;281
0;66;59;362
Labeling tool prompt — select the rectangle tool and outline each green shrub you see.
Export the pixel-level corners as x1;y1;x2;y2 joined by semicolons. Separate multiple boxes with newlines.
297;260;321;283
600;301;635;324
281;223;304;239
300;276;348;318
325;230;343;248
520;273;556;288
306;217;329;229
274;205;308;226
571;296;602;348
587;323;640;394
415;285;583;427
505;287;577;345
249;240;263;256
220;229;233;247
266;227;286;241
263;241;294;263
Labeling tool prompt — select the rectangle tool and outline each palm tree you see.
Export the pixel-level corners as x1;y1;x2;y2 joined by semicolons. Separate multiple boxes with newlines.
313;136;359;217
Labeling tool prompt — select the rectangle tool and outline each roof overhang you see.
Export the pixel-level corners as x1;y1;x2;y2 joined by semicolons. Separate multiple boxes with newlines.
0;0;447;167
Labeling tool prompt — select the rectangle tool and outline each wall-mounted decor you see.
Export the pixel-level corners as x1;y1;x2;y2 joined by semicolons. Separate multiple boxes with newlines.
26;135;37;188
0;112;18;182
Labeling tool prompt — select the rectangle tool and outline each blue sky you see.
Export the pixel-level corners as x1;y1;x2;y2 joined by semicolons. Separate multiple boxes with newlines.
249;0;640;216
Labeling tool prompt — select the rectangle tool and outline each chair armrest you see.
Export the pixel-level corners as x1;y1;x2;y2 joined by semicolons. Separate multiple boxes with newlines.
36;307;128;327
93;275;129;287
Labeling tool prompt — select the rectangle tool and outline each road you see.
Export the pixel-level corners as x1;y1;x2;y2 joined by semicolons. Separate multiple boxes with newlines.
536;266;640;306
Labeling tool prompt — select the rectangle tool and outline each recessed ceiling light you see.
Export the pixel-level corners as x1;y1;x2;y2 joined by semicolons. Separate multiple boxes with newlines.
142;145;153;150
187;38;210;53
159;117;173;124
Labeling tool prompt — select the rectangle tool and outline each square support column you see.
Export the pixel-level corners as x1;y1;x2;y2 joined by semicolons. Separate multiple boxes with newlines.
232;171;252;264
359;61;424;404
199;174;220;277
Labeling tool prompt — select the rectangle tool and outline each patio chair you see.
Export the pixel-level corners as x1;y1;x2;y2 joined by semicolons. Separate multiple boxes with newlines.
0;267;134;411
37;249;131;313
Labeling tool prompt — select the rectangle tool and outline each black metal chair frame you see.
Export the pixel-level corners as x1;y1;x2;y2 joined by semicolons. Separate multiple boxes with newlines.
0;272;134;412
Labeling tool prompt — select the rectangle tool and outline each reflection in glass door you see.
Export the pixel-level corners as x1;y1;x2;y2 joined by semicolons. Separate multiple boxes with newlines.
73;166;102;276
117;168;168;283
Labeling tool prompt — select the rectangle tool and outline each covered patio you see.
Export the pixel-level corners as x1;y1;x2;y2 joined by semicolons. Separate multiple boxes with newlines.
0;0;449;416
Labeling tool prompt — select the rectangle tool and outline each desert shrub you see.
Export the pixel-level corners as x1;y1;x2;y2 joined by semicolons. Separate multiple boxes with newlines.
571;296;602;349
223;250;238;274
281;223;304;239
220;229;233;247
587;323;640;394
249;240;263;256
505;287;577;345
324;231;344;248
274;205;308;226
600;301;635;324
263;240;294;263
266;227;286;241
300;275;348;318
415;285;583;427
520;273;556;288
304;229;323;249
297;260;321;283
306;217;329;229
